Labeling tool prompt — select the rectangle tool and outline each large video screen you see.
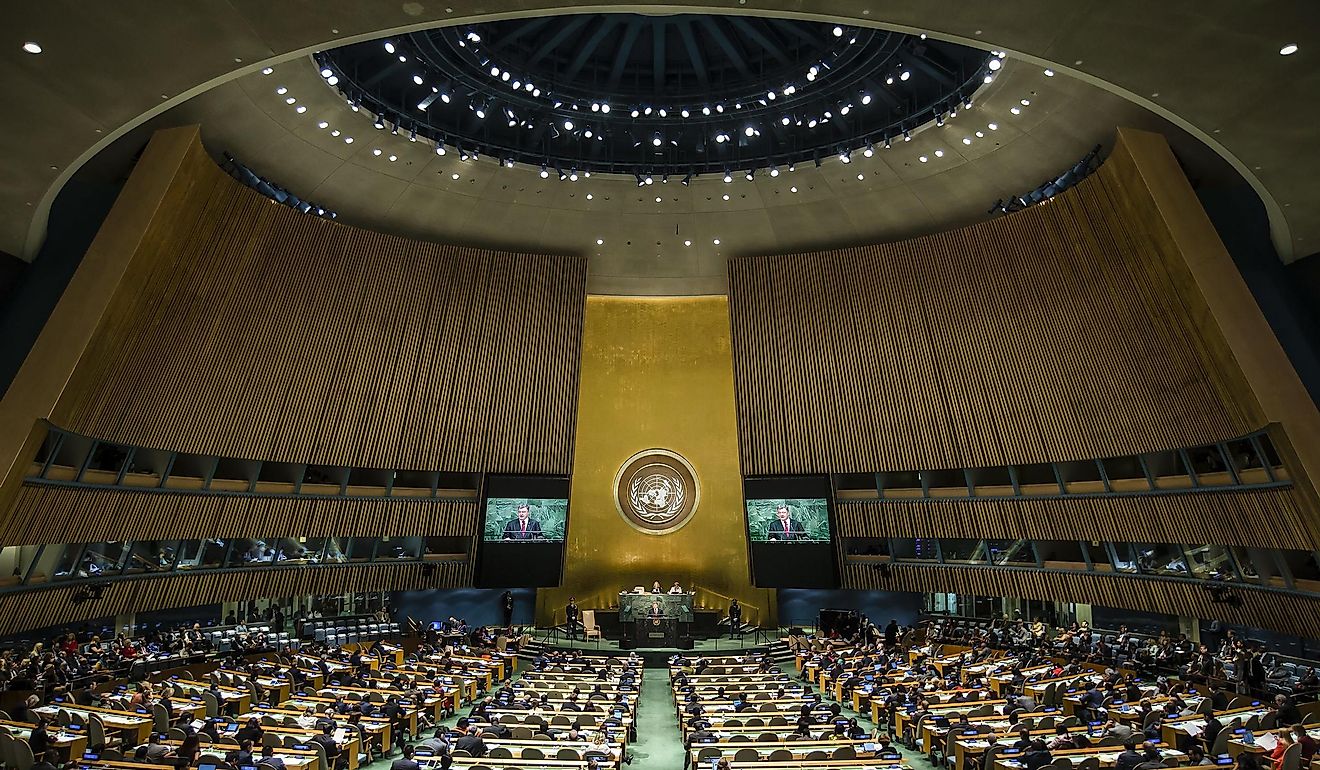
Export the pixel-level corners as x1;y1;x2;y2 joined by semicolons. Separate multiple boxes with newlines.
746;498;831;543
482;498;569;542
475;476;571;588
744;477;837;588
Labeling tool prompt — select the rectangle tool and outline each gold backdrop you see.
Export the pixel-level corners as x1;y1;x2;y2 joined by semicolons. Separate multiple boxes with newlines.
535;296;775;627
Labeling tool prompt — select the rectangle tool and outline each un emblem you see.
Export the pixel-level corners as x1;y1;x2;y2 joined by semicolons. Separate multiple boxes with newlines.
613;449;700;535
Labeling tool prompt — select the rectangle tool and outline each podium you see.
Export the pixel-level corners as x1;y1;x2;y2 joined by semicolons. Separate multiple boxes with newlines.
631;615;678;647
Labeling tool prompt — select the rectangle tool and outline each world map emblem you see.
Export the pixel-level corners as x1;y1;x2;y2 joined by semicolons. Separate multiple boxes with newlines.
613;449;700;535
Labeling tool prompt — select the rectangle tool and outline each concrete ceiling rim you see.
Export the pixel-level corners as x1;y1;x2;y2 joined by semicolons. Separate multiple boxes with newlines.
23;3;1287;261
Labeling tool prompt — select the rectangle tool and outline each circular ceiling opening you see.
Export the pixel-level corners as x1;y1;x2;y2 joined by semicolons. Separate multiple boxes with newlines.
316;13;996;179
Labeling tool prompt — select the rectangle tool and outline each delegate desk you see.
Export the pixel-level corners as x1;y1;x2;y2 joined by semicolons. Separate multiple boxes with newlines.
687;738;880;766
0;719;89;760
146;739;320;770
1228;726;1320;759
993;744;1186;770
34;704;154;746
618;592;693;622
420;756;617;770
223;721;364;770
167;679;252;714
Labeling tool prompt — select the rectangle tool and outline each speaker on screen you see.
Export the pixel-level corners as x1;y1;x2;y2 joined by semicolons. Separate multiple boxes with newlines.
743;476;838;588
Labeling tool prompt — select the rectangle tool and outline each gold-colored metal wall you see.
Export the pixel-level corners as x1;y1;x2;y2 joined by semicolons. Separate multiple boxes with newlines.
535;296;775;627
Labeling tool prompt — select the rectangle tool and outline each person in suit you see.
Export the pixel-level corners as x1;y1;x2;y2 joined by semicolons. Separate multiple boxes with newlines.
565;597;579;640
502;504;543;540
728;599;742;639
454;726;486;757
259;745;287;770
767;504;807;540
390;745;421;770
648;600;665;618
500;591;515;627
668;581;685;594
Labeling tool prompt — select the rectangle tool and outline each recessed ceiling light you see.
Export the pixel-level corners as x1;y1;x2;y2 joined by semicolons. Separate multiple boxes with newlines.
1280;43;1299;56
295;105;306;113
919;155;929;163
683;240;692;246
789;186;798;193
344;137;353;143
596;239;604;245
934;150;944;157
318;121;329;129
722;194;730;201
655;197;662;203
988;123;998;130
1021;99;1031;105
261;67;274;75
285;97;296;105
713;239;721;245
856;174;864;181
331;129;340;136
22;42;42;55
451;173;460;180
963;137;972;145
1010;107;1021;115
276;86;287;95
586;193;594;200
388;155;397;162
1043;68;1054;77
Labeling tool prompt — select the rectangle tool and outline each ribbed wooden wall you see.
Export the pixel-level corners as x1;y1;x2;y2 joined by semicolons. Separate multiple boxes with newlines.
58;143;586;473
2;484;479;545
842;563;1320;639
0;562;468;637
728;168;1260;475
836;487;1315;550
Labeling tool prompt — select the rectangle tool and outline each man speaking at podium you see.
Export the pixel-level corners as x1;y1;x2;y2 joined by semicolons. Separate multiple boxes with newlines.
767;504;806;540
647;599;666;618
502;503;544;540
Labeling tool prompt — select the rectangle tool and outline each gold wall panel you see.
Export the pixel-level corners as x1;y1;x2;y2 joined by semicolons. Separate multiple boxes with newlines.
536;296;774;627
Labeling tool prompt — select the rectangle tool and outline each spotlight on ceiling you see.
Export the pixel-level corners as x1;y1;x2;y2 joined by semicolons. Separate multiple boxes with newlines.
680;173;692;186
635;173;646;187
839;150;851;164
833;26;844;37
745;169;755;181
644;174;654;185
769;165;779;177
863;142;874;158
723;171;733;183
558;168;568;181
563;119;574;130
384;41;396;54
861;93;872;105
1280;43;1299;56
652;133;663;146
374;114;386;129
540;164;549;179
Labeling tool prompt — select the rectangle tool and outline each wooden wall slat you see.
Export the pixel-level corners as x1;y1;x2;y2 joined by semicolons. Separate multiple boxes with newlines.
0;562;469;637
835;487;1313;550
2;484;479;544
57;150;587;474
727;167;1261;475
841;562;1320;640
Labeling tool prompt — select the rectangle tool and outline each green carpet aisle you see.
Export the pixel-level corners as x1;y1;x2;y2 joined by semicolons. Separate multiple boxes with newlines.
630;667;688;770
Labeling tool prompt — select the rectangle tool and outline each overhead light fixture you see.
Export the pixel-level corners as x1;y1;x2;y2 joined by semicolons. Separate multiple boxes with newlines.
569;169;579;182
261;67;273;75
839;150;851;164
384;41;396;54
540;164;549;179
988;123;999;130
745;169;755;181
435;141;446;155
1043;68;1055;77
412;74;424;85
680;173;692;186
320;67;334;78
723;172;733;183
863;142;874;158
900;71;911;81
558;168;568;181
635;173;646;187
861;93;872;105
833;26;844;37
713;239;721;245
374;115;386;129
988;58;1002;71
769;165;779;177
563;119;574;130
644;174;654;185
653;133;663;146
1280;43;1299;56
